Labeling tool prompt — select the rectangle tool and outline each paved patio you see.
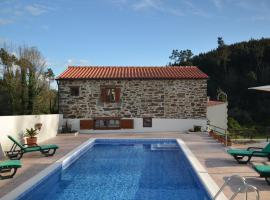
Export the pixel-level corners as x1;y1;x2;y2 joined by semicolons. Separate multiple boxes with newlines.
0;132;269;200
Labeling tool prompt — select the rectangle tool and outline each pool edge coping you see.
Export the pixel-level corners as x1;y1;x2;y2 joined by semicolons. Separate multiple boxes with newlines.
1;138;228;200
176;139;227;200
0;138;96;200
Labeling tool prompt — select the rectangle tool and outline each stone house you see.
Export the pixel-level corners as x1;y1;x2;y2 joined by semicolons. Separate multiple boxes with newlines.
56;66;208;133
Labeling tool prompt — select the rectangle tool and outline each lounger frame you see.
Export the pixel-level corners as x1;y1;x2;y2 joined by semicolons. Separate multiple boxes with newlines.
230;146;270;164
5;136;57;160
0;167;18;179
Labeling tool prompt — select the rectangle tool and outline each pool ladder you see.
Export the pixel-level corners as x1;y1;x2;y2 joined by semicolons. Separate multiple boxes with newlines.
213;175;260;200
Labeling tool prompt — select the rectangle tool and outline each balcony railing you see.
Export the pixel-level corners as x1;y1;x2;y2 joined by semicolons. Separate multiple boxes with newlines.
208;124;270;145
208;124;230;146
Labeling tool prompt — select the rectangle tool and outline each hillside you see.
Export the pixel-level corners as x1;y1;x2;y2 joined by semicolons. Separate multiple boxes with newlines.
171;38;270;127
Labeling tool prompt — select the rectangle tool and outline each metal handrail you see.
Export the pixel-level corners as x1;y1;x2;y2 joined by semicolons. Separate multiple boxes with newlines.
245;184;260;200
213;175;260;200
208;124;229;146
213;175;246;200
209;124;227;132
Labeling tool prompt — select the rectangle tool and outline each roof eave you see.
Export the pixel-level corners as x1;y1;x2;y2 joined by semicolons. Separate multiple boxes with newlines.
55;77;208;81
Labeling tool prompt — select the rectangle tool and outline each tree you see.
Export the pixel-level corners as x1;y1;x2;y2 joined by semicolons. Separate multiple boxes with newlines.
19;47;47;114
171;38;270;127
0;44;57;115
169;49;193;66
217;37;225;48
45;68;56;113
0;48;20;114
17;56;31;114
217;88;227;102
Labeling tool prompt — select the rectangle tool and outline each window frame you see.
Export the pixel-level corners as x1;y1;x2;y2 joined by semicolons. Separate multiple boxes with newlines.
143;117;152;128
70;86;80;96
94;117;120;130
100;86;121;103
105;87;116;103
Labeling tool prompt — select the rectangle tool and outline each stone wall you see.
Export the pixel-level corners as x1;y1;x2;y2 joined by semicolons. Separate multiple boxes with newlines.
58;79;207;119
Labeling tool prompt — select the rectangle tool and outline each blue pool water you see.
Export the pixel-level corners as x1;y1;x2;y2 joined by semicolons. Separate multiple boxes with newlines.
19;139;211;200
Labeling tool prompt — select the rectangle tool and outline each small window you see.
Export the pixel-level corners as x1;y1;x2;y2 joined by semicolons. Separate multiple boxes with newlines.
101;87;120;103
143;118;152;127
70;87;79;96
94;119;120;129
106;88;116;102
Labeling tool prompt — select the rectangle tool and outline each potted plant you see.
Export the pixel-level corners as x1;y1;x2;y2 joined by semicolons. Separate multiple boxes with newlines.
209;130;214;136
24;128;38;146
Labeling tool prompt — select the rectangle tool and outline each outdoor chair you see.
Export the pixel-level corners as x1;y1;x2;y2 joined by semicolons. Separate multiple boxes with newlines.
6;135;59;160
253;165;270;185
227;143;270;164
0;160;21;179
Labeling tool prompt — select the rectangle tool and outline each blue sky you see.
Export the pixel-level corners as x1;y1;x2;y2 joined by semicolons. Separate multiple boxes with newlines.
0;0;270;77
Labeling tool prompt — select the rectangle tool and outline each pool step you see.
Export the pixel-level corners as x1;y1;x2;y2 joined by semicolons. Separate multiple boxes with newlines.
150;144;179;151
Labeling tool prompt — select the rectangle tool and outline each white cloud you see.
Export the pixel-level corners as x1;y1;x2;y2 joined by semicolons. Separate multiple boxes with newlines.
131;0;184;16
183;0;211;18
111;0;128;5
0;18;12;25
132;0;161;10
0;2;54;26
235;0;270;22
111;0;268;20
24;4;49;16
65;58;90;66
211;0;223;10
67;59;73;64
251;16;270;21
79;59;90;65
111;0;211;17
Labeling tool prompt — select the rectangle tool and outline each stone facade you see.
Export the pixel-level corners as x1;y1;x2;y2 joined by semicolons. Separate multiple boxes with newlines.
58;79;207;119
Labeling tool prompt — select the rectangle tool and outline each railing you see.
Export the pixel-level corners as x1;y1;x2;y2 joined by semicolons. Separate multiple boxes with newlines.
208;124;229;146
213;175;260;200
228;127;270;141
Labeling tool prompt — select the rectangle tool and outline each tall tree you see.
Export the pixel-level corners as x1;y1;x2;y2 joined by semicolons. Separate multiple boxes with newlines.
169;49;193;66
19;47;47;114
184;38;270;126
17;56;30;114
217;37;225;48
0;48;20;114
0;44;56;115
45;68;55;113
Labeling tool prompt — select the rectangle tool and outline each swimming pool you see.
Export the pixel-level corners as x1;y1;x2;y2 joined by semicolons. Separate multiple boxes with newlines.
4;139;227;200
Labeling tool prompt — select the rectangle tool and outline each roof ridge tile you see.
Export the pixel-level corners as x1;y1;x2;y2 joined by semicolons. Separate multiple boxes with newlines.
56;66;208;80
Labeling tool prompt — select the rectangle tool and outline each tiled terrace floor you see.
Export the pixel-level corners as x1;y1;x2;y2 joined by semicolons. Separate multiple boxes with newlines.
0;132;269;200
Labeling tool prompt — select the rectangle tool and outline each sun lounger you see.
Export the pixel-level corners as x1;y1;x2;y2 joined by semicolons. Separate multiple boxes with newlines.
227;143;270;164
253;165;270;185
0;160;21;179
6;135;59;160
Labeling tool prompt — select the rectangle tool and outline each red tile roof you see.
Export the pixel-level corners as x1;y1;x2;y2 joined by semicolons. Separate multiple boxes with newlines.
207;100;226;107
56;66;208;80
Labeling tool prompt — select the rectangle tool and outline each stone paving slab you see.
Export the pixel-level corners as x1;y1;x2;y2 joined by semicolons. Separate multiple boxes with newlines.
0;132;269;200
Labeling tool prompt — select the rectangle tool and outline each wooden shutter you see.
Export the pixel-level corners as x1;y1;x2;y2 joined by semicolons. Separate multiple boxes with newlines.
100;88;107;102
120;119;134;129
80;120;94;130
115;88;121;102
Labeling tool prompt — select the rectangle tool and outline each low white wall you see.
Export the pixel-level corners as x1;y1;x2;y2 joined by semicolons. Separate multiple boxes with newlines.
0;114;63;157
207;103;228;130
63;118;207;134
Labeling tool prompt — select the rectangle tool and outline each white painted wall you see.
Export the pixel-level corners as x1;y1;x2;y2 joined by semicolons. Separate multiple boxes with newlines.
0;114;63;157
207;103;228;130
63;118;207;134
